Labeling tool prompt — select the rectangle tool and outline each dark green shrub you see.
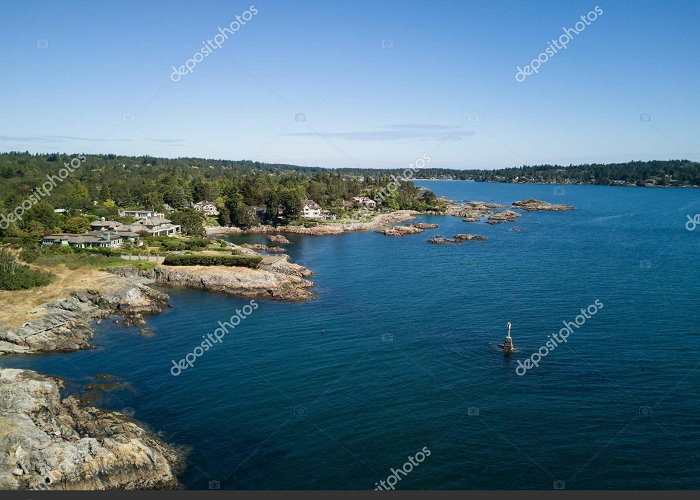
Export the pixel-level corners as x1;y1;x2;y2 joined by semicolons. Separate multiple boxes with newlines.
162;253;261;268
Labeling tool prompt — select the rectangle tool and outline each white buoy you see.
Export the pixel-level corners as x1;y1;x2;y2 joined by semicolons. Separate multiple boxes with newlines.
502;321;515;354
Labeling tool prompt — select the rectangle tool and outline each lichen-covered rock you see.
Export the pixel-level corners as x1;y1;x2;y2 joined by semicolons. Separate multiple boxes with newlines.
453;234;487;242
512;199;576;211
0;284;169;355
267;234;290;244
487;210;522;222
0;369;181;490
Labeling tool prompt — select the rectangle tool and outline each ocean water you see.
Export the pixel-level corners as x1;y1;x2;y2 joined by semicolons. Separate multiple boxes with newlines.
2;182;700;489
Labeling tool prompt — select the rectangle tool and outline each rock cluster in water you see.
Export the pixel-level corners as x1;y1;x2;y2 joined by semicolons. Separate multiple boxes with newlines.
428;234;487;244
511;199;575;211
377;222;438;237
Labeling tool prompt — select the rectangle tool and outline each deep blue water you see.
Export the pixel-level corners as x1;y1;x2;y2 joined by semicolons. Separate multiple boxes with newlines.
2;182;700;489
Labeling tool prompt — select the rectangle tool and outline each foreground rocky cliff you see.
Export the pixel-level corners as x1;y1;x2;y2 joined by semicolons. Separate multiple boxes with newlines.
0;281;169;355
0;369;180;490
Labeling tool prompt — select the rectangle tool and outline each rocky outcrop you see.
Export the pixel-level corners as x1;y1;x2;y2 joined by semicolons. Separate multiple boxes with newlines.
453;234;487;242
427;237;453;245
486;210;522;223
0;283;169;355
240;243;285;253
109;264;315;302
428;234;487;244
512;199;576;211
442;202;505;218
0;369;181;490
378;222;438;237
267;234;290;244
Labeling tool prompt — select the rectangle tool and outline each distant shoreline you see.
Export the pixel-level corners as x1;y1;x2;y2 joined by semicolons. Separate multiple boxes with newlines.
413;179;699;188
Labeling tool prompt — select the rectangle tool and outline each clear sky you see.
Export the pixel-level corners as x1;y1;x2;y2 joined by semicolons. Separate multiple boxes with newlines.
1;0;698;169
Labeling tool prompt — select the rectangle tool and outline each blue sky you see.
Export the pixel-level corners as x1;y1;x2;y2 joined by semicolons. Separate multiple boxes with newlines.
1;0;698;169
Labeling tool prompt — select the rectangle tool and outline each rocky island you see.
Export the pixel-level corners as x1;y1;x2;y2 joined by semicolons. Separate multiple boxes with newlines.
377;222;438;237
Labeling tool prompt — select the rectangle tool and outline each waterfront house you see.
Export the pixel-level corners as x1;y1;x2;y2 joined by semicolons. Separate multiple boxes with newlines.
124;215;181;236
193;201;219;216
302;200;322;218
41;231;127;249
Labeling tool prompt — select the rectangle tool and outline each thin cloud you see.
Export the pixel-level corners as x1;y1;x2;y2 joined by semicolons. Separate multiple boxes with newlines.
286;124;473;142
0;134;184;145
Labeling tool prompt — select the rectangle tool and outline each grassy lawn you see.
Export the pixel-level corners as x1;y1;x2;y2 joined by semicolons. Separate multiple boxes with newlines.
34;253;156;270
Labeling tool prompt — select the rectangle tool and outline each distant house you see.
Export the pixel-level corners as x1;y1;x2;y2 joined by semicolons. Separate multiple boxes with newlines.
193;201;219;217
321;210;336;220
53;208;67;214
352;196;377;210
251;206;267;219
90;218;123;231
302;200;322;218
119;209;163;219
124;215;181;237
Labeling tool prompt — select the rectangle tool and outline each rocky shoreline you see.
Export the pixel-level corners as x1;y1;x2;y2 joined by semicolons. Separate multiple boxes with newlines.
0;368;181;490
0;246;316;489
207;210;417;236
109;257;314;302
0;280;169;355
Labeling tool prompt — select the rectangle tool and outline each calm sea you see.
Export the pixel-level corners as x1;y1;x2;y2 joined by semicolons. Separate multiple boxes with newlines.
2;182;700;489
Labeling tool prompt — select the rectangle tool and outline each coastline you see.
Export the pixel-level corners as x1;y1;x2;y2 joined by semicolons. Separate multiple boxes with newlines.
413;178;700;188
0;248;315;490
207;210;417;236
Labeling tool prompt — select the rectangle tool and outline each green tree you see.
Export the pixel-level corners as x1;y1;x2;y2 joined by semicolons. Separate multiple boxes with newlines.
170;209;206;237
63;215;90;234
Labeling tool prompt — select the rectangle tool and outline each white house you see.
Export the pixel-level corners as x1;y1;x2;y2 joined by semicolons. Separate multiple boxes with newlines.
193;201;219;217
302;200;322;218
